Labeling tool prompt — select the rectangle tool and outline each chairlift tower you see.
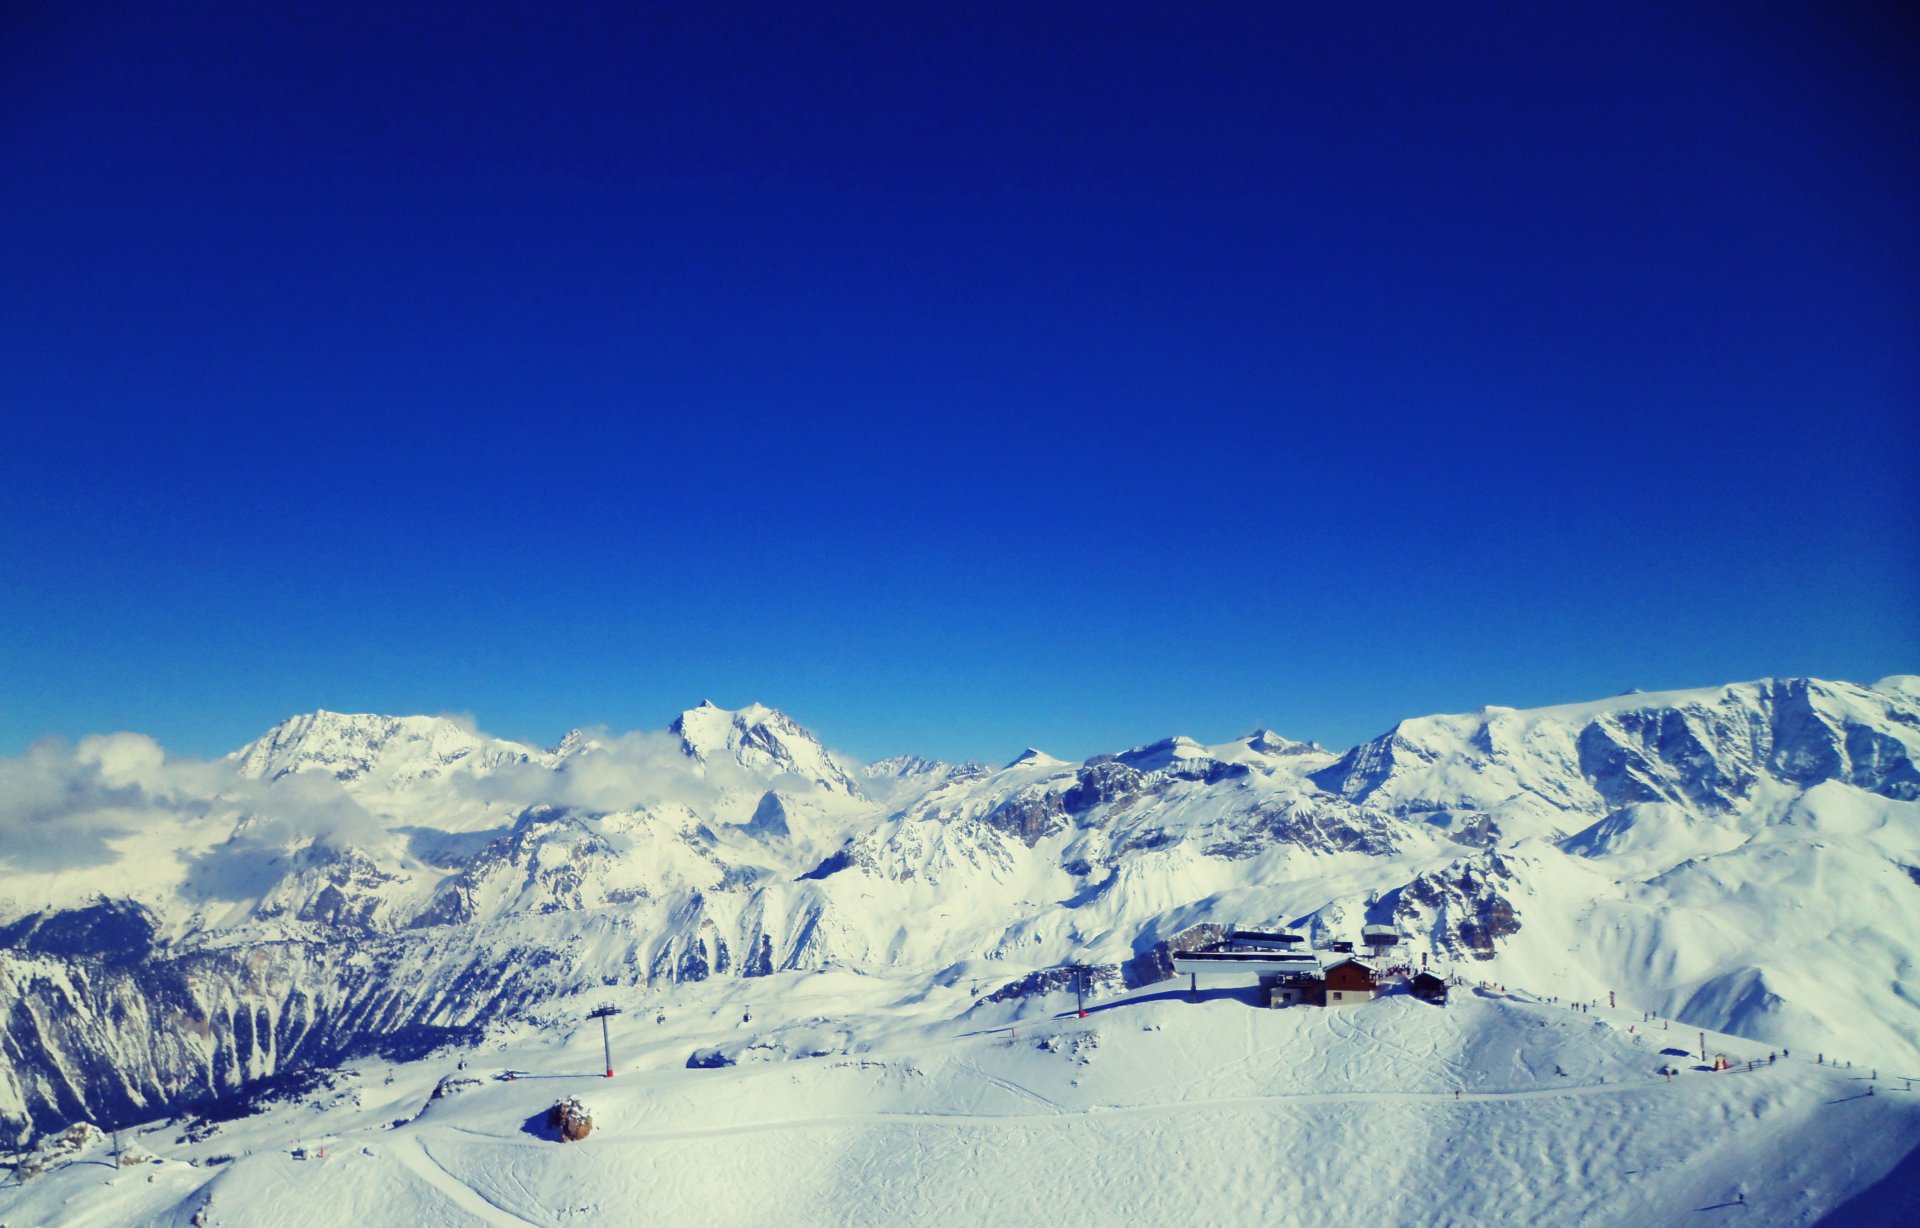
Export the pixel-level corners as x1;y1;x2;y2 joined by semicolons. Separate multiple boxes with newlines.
589;1005;622;1078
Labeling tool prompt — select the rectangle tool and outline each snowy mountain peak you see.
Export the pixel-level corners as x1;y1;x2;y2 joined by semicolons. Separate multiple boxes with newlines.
1115;736;1209;773
1876;674;1920;701
229;710;545;787
1004;747;1066;769
668;702;860;795
1243;729;1324;757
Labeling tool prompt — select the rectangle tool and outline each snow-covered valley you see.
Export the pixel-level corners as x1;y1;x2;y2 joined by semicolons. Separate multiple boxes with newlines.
2;676;1918;1222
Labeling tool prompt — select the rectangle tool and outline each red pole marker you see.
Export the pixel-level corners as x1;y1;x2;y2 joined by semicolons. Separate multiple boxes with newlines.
606;1068;614;1079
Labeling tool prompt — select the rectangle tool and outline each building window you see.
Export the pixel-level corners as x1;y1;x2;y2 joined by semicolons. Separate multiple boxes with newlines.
1333;992;1342;1000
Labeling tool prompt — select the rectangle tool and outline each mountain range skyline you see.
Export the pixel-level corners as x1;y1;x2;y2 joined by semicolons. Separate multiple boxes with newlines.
5;669;1916;1150
13;665;1920;771
5;3;1915;769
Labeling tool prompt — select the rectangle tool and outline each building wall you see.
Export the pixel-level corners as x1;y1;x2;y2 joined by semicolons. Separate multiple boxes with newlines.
1324;962;1376;995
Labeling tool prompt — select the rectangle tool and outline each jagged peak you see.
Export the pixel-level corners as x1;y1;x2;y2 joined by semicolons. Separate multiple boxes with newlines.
669;699;789;737
864;754;949;777
669;700;860;796
551;728;596;758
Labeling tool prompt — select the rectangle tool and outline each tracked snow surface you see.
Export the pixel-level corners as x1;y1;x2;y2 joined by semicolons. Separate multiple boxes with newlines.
2;678;1918;1223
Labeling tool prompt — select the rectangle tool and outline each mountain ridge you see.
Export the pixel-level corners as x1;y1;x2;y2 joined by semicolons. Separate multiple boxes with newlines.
1;674;1914;1146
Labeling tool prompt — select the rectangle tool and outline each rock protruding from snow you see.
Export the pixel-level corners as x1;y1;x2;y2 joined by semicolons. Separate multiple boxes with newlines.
745;791;791;839
1243;729;1325;757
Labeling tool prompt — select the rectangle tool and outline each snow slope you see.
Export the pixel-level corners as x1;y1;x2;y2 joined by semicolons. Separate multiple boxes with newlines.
2;972;1913;1227
1;678;1916;1165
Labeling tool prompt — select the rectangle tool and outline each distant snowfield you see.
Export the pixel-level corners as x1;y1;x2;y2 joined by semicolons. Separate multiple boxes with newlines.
7;972;1916;1227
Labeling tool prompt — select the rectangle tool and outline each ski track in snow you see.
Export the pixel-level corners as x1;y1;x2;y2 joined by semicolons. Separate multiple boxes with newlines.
956;1056;1070;1114
392;1132;543;1228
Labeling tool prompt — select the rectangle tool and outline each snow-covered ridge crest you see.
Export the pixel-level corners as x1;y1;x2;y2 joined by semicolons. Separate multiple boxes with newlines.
1310;675;1920;839
229;709;548;787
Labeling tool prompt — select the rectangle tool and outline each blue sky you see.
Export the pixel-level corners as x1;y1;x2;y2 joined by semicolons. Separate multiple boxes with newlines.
3;2;1915;763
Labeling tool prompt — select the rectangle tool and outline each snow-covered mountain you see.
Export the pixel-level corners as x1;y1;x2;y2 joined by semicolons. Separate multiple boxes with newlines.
670;700;862;796
230;710;551;787
1;678;1916;1148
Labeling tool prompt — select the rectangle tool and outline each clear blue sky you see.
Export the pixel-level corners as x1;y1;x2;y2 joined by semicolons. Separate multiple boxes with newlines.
3;2;1915;763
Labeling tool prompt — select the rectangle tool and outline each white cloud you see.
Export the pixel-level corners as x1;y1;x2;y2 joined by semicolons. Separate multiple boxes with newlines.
0;735;386;877
461;728;747;815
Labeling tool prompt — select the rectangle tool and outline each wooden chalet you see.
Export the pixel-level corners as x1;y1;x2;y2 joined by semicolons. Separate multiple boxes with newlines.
1322;957;1376;1007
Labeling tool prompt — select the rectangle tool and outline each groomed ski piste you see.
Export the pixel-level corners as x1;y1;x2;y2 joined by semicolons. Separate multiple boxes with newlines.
5;968;1915;1227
